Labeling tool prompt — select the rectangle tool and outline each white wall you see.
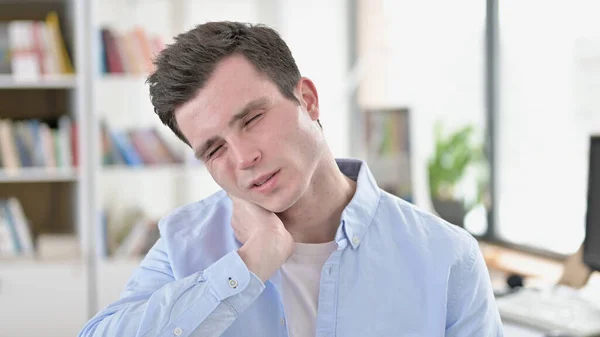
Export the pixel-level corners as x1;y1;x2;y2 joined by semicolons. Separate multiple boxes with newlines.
276;0;350;159
180;0;261;30
94;0;173;37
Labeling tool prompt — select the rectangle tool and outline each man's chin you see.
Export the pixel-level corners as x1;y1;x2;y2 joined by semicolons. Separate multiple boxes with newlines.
257;198;294;214
250;188;300;213
260;203;289;214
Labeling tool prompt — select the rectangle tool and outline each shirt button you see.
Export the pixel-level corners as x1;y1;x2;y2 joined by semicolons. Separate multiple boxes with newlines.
352;236;360;245
280;318;286;325
173;327;183;336
228;278;238;288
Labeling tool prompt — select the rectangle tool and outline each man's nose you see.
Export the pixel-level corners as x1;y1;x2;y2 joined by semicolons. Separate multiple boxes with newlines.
229;138;261;170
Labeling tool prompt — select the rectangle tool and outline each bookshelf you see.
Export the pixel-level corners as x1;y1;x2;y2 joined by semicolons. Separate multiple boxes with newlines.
0;0;94;336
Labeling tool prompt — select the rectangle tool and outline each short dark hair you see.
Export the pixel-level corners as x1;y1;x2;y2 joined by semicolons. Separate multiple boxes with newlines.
147;21;302;145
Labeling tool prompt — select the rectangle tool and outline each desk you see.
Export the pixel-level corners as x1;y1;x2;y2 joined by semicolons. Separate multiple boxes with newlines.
484;243;600;337
485;246;555;337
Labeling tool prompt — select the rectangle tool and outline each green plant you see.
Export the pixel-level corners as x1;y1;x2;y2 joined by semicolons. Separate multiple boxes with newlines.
428;122;486;210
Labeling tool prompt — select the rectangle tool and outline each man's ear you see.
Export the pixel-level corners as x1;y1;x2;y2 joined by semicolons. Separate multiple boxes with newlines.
296;77;319;121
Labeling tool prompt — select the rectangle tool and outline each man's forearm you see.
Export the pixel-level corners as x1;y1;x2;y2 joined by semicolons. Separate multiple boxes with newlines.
78;251;265;337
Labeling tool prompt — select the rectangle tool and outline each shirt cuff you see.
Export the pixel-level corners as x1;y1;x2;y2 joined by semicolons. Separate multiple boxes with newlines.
224;270;265;314
203;250;252;301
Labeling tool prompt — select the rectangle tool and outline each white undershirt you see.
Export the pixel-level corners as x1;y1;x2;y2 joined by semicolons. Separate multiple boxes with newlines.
280;241;337;337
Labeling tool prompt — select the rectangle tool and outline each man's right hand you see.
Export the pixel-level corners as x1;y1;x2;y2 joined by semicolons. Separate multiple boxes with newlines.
230;195;295;282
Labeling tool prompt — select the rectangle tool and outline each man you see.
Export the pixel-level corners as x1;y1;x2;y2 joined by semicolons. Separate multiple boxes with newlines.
79;21;503;337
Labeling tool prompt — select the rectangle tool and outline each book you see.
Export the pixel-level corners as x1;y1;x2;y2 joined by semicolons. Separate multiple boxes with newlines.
0;118;76;171
0;22;10;74
0;198;34;256
0;13;73;78
101;123;182;167
99;26;165;75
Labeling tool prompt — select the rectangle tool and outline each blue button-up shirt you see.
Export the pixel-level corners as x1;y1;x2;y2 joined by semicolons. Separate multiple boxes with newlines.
79;159;503;337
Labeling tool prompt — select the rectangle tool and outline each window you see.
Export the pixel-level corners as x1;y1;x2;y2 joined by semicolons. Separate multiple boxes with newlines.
494;0;600;255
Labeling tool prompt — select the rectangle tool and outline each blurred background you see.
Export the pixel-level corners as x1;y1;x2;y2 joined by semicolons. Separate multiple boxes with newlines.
0;0;599;336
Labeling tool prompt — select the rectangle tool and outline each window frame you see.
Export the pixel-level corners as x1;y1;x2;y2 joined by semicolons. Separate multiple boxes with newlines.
481;0;569;260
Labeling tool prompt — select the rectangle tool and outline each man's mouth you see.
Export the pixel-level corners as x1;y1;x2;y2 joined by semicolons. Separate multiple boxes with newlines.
253;171;278;187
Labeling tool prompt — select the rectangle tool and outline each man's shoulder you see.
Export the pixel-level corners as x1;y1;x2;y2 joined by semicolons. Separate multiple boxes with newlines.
377;191;477;258
153;189;240;278
158;189;230;235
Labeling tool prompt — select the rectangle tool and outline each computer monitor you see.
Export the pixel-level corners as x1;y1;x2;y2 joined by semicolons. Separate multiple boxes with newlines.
584;136;600;272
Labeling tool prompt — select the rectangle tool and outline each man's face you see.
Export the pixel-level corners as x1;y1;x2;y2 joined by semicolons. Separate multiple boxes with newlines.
175;55;324;212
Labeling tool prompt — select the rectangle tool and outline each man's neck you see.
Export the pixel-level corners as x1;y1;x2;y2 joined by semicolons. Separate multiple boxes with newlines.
277;155;357;244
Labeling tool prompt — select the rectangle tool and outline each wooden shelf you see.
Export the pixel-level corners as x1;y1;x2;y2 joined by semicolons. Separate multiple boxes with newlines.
0;75;77;89
0;168;78;183
480;241;564;282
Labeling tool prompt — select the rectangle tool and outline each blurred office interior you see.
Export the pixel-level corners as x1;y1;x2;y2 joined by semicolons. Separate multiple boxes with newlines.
0;0;600;336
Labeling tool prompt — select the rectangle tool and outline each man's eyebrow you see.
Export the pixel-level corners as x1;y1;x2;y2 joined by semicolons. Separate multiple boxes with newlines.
228;96;271;127
194;136;219;160
194;97;271;160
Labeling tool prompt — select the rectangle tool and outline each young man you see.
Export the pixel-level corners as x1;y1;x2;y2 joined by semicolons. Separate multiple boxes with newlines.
79;21;503;337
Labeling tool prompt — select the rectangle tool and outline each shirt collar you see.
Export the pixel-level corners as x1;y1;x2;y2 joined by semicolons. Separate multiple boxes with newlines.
334;158;381;249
